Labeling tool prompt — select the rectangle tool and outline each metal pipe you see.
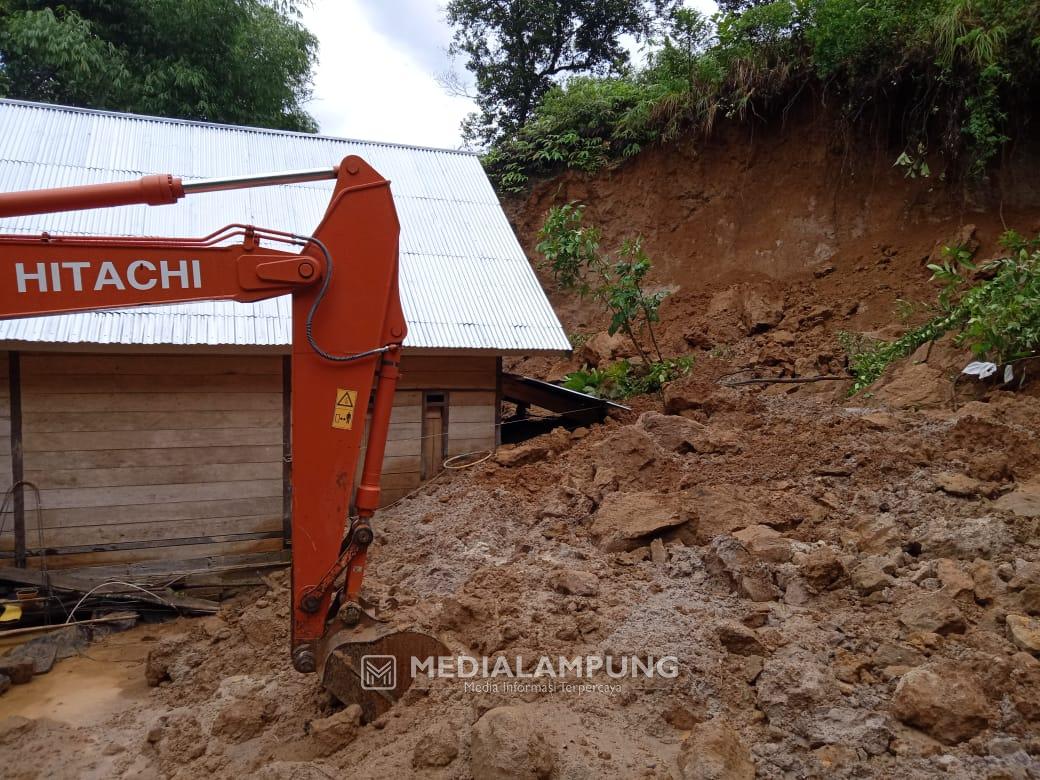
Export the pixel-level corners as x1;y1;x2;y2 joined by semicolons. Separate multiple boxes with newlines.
182;166;340;195
0;174;185;218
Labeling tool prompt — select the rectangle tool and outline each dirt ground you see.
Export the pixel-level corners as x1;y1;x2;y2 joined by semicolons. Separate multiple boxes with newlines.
3;115;1040;779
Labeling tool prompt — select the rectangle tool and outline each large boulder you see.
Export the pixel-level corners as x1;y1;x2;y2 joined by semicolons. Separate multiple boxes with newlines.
1006;614;1040;655
307;704;362;758
591;491;689;552
898;592;967;635
891;663;992;744
687;486;767;545
871;362;948;410
707;284;785;336
677;718;755;780
580;331;630;367
471;705;555;780
412;722;459;768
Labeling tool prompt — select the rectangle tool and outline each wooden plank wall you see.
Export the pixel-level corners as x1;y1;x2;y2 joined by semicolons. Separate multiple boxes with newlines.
369;355;498;502
0;354;11;544
0;351;501;569
7;353;285;569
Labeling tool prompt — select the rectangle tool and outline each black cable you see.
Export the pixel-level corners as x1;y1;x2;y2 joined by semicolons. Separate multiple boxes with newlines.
299;235;394;364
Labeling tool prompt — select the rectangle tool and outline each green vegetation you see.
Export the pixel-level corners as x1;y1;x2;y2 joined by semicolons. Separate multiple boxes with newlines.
472;1;1040;191
563;356;694;400
537;202;666;364
0;0;318;131
841;231;1040;393
445;0;672;147
538;201;693;399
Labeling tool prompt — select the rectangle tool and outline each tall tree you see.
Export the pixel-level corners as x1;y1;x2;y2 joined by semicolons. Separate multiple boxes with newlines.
446;0;676;147
0;0;318;132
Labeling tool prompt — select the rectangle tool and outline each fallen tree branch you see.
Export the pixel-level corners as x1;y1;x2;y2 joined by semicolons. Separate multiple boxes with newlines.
719;375;851;387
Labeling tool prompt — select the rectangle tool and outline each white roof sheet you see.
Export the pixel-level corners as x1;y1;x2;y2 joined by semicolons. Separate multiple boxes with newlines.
0;100;570;353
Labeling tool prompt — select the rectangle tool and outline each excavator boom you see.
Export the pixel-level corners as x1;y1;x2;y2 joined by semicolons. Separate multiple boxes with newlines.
0;156;446;715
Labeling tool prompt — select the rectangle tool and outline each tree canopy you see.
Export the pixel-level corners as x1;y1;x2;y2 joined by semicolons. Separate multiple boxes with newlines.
446;0;677;147
0;0;318;132
478;0;1040;191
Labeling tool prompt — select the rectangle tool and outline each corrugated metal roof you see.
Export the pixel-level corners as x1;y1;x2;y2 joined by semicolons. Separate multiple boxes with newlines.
0;99;571;353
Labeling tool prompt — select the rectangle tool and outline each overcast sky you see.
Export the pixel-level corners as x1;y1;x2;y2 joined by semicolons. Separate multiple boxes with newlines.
300;0;717;150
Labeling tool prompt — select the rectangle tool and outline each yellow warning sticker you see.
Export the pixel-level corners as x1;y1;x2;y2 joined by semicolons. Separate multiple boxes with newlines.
332;388;358;430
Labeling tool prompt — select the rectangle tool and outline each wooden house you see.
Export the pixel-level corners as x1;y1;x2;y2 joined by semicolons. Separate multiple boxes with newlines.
0;100;569;571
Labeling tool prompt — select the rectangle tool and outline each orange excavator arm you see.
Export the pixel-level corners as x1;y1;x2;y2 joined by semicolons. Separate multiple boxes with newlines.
0;157;434;696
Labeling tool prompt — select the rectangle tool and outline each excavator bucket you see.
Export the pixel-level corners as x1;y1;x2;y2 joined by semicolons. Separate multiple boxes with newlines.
316;612;449;723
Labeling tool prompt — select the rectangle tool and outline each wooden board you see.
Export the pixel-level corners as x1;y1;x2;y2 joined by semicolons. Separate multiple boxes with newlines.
15;353;286;568
5;352;499;569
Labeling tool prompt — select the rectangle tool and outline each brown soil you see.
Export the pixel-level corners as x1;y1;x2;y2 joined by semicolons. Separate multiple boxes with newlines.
3;112;1040;779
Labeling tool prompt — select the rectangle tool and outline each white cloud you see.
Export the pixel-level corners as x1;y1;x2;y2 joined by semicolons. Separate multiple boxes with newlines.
300;0;720;148
300;0;474;149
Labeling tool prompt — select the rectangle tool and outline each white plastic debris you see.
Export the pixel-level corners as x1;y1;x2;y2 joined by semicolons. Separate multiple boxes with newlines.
1004;364;1014;383
962;361;998;379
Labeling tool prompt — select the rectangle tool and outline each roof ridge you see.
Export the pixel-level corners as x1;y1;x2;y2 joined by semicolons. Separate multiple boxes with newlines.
0;98;479;157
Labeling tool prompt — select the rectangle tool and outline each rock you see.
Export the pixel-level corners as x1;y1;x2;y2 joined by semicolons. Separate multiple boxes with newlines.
915;516;1010;560
662;703;708;730
0;659;33;685
151;713;206;763
872;642;925;669
591;491;688;552
580;331;630;367
891;662;992;744
898;592;967;635
806;707;892;756
650;538;668;566
871;362;947;410
935;559;974;600
676;718;755;780
0;673;9;696
757;652;838;730
471;705;555;780
1006;614;1040;655
1009;561;1040;590
637;411;705;453
733;525;792;563
689;426;742;455
1019;585;1040;616
717;622;767;656
211;699;274;743
687;486;767;545
798;547;846;590
850;560;893;595
551;570;599;597
495;443;549;467
307;704;362;758
995;482;1040;517
970;559;1006;603
850;515;903;554
935;472;985;498
592;427;660;475
704;536;781;602
412;722;459;768
707;284;784;336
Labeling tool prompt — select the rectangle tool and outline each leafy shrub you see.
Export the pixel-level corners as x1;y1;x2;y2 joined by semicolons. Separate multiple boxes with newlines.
563;357;694;400
537;203;666;363
841;230;1040;393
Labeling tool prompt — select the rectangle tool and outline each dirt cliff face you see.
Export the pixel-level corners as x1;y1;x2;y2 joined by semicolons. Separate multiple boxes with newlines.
505;106;1040;373
509;104;1040;284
